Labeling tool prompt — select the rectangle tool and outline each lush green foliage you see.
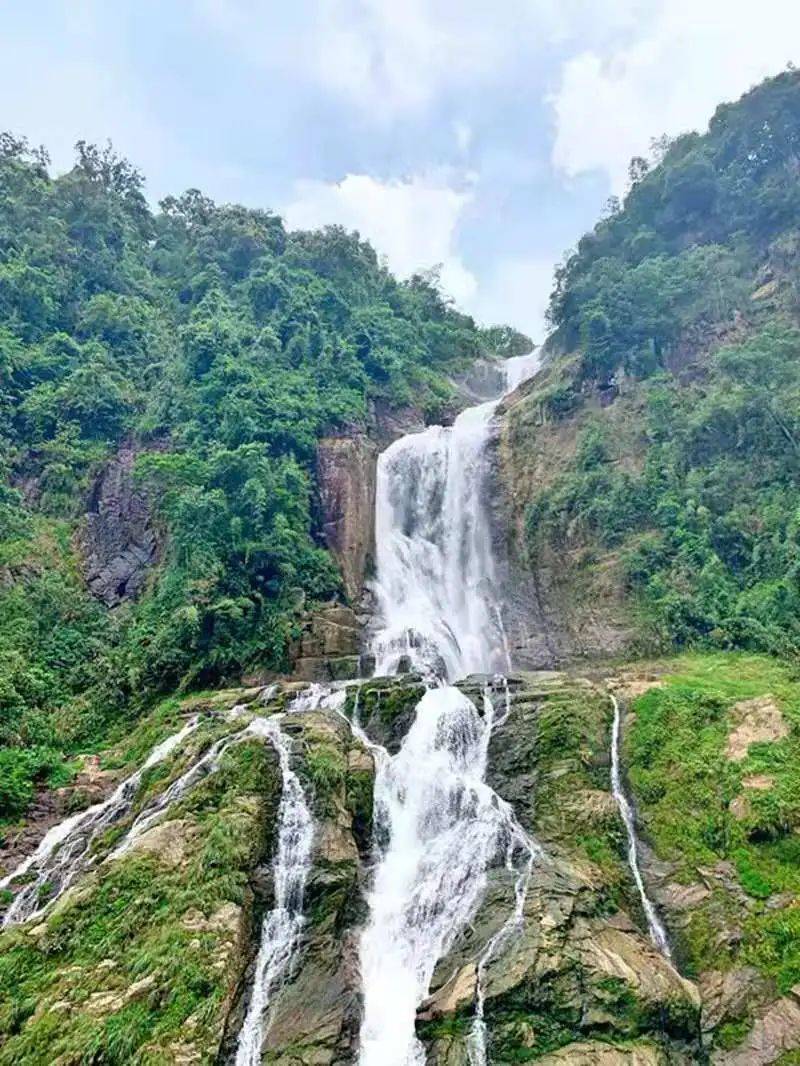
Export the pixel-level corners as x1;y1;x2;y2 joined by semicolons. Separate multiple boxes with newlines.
0;135;517;817
626;654;800;996
524;71;800;657
526;324;800;654
547;69;800;381
0;730;278;1063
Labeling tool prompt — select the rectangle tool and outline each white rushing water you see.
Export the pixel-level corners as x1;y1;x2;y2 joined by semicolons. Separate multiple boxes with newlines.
358;352;540;1066
371;353;536;680
111;714;269;860
235;716;314;1066
0;714;202;927
609;692;671;956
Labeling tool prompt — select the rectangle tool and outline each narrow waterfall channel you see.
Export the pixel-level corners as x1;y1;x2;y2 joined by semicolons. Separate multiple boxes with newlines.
609;693;671;956
358;353;540;1066
235;715;314;1066
0;714;203;927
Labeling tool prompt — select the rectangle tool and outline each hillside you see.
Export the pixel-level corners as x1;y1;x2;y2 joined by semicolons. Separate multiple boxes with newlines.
1;68;800;1066
0;135;529;820
499;68;800;666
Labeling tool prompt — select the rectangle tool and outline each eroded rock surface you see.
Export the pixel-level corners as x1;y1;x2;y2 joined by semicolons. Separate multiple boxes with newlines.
317;435;378;603
79;443;160;606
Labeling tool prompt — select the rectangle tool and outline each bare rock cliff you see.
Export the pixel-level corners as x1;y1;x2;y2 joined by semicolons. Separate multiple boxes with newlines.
79;444;160;607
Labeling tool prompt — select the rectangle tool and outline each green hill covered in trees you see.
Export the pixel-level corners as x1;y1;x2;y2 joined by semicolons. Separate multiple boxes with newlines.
0;136;519;819
512;68;800;660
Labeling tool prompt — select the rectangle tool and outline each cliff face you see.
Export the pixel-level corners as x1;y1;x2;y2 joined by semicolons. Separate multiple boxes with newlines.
1;659;795;1063
78;443;161;607
491;380;639;670
317;435;379;604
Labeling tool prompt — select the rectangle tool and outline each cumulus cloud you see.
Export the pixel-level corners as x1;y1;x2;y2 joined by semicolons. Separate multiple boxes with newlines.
467;256;555;344
283;171;478;305
551;0;800;190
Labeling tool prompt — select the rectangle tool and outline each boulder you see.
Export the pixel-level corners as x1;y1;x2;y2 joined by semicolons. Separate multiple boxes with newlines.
713;985;800;1065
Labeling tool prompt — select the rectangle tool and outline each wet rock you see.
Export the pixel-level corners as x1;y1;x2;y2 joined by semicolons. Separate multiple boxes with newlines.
418;963;478;1021
317;434;378;602
575;921;700;1020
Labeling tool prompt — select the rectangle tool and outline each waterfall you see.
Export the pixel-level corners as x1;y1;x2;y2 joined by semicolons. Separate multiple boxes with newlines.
370;354;535;680
111;715;270;860
0;715;202;927
468;827;538;1066
609;693;671;956
235;716;314;1066
357;353;540;1066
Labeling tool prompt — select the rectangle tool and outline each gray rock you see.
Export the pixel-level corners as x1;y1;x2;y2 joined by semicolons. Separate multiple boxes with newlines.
79;443;160;606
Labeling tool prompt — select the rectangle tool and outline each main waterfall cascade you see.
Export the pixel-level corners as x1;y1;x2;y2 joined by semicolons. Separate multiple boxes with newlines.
370;351;536;680
0;348;678;1061
358;352;540;1066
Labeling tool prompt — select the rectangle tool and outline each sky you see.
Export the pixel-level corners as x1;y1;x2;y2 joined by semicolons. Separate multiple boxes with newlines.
2;1;800;343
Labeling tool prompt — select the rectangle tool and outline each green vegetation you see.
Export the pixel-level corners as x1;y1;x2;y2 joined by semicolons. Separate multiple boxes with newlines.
0;134;523;819
625;653;800;995
0;732;279;1064
523;70;800;659
548;68;800;376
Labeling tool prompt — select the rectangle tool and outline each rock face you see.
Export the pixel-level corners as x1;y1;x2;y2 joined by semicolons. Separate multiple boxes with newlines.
491;377;640;668
255;711;373;1064
419;673;702;1065
292;603;364;682
317;434;378;603
79;443;160;606
724;695;788;762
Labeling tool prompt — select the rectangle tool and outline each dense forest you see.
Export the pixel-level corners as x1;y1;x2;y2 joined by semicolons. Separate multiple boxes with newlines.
0;137;520;818
522;68;800;658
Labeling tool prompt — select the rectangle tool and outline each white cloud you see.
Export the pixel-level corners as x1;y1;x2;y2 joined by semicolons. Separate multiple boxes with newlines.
453;120;473;156
283;171;478;305
467;256;555;344
551;0;800;191
196;0;607;120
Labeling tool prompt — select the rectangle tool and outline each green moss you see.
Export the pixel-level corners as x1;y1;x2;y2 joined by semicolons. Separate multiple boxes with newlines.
625;652;800;990
715;1017;752;1050
0;738;279;1064
345;766;374;847
302;742;346;815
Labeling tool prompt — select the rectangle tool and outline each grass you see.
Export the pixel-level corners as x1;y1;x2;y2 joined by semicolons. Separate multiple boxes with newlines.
0;732;279;1064
625;652;800;991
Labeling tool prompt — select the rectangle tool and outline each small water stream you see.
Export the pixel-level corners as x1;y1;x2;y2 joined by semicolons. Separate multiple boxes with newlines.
609;692;671;956
234;715;315;1066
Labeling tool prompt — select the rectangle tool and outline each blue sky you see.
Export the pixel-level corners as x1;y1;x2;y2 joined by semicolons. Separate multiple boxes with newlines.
2;1;799;341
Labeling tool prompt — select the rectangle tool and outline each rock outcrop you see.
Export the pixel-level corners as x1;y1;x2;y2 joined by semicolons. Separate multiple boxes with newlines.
491;373;641;668
292;603;364;682
79;443;160;606
419;673;701;1064
317;434;378;603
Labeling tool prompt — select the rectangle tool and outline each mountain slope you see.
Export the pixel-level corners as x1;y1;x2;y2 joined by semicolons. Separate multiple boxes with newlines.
0;135;527;820
499;68;800;666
